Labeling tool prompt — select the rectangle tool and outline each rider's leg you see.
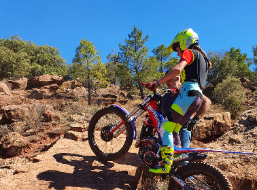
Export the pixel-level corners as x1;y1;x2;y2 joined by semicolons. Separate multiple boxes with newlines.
180;115;193;148
149;146;174;174
179;128;191;166
173;132;181;148
179;128;191;148
173;123;182;148
151;83;203;174
149;119;175;174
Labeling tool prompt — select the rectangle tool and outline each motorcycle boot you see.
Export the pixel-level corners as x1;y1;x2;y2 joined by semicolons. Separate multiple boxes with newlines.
149;146;174;174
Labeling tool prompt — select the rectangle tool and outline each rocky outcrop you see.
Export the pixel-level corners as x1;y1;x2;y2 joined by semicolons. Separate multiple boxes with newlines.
27;74;64;88
233;108;257;133
202;108;257;186
8;78;28;90
0;82;13;113
0;125;68;158
2;104;36;123
1;132;29;157
0;82;12;96
240;77;257;92
192;112;231;140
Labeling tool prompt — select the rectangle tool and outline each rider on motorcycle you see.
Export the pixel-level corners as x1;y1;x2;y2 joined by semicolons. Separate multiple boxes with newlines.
147;28;212;174
163;69;211;149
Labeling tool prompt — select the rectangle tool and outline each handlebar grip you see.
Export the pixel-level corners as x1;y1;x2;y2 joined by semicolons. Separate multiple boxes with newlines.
141;82;147;87
142;81;158;91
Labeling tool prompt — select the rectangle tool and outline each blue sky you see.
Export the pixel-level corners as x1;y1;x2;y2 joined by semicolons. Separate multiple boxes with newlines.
1;0;256;70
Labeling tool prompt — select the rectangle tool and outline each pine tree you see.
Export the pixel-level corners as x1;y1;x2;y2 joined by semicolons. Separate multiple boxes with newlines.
69;38;108;105
152;44;172;73
118;26;149;99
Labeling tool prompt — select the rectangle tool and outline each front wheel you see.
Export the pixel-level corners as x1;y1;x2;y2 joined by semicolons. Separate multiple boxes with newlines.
88;106;133;161
169;162;231;190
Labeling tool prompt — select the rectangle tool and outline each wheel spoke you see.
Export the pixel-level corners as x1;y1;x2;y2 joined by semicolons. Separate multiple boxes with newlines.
88;106;133;161
173;162;231;190
93;112;126;155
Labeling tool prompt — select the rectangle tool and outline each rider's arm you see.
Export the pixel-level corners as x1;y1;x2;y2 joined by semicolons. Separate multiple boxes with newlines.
159;50;193;85
158;60;187;85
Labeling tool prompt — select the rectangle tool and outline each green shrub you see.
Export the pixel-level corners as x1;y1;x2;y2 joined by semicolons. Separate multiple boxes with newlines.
224;93;245;118
213;77;246;118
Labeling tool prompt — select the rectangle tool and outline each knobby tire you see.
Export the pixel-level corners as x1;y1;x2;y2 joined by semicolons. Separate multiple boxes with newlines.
169;162;231;190
88;106;133;161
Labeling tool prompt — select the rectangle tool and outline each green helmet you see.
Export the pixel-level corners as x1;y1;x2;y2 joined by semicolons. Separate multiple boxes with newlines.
167;28;199;53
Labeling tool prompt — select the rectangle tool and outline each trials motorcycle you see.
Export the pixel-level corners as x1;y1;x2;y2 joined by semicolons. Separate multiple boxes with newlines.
88;82;255;190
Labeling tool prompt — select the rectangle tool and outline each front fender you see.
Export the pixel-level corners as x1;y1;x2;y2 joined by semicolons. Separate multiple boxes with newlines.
111;104;137;139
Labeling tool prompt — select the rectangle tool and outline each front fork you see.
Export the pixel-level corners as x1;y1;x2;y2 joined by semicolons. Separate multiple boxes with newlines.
110;104;146;139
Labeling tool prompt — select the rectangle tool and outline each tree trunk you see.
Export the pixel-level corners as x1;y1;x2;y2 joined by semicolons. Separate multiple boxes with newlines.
139;81;144;99
87;73;91;105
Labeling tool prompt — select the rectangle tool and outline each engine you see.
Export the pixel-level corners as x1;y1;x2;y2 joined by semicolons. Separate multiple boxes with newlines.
135;137;161;168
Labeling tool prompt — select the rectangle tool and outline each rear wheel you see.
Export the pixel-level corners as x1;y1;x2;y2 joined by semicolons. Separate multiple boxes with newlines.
139;162;231;190
139;166;170;190
169;162;231;190
88;106;133;161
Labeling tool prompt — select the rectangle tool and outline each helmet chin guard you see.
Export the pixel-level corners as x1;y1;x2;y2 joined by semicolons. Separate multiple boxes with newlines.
167;28;198;53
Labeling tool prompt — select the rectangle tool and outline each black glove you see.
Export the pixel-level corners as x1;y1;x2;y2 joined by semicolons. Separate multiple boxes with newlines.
147;80;159;91
185;116;200;131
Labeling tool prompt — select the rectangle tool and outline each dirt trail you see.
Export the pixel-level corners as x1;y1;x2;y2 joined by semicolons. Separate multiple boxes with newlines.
0;136;143;190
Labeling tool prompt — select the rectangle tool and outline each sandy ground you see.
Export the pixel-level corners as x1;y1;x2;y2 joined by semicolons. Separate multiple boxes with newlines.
0;137;143;190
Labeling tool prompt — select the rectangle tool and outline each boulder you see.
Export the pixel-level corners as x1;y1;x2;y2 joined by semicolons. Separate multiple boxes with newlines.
40;84;59;92
27;90;51;100
71;80;83;89
0;82;13;112
27;74;64;88
240;77;257;92
42;110;60;122
8;78;28;90
64;131;79;141
0;82;12;95
237;108;257;130
192;112;231;140
1;132;29;157
2;104;36;123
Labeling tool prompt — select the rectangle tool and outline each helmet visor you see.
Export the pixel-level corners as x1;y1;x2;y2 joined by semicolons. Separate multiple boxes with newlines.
167;42;179;53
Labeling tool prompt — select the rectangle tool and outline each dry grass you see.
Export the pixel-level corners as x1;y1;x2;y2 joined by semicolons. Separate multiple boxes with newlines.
206;103;227;114
0;105;48;138
22;105;47;132
52;99;101;126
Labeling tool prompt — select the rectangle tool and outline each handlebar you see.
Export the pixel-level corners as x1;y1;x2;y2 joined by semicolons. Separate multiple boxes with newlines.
142;81;177;98
141;81;158;90
141;82;157;95
141;82;148;88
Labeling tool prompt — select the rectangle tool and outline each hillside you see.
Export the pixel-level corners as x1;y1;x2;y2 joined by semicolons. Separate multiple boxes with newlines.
0;75;256;190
